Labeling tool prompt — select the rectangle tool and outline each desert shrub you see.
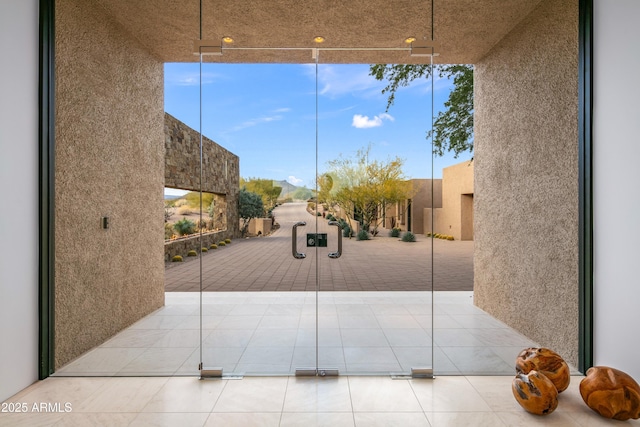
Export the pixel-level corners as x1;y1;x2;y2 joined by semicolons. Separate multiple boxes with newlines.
224;238;231;244
177;205;192;216
326;214;336;221
164;223;174;239
390;227;401;238
164;208;174;222
171;255;183;262
187;250;197;257
317;212;322;216
342;225;351;237
173;218;196;236
425;232;432;237
447;235;455;240
356;229;370;240
201;247;208;252
218;241;226;246
402;231;416;242
210;244;218;249
174;198;187;207
197;219;207;229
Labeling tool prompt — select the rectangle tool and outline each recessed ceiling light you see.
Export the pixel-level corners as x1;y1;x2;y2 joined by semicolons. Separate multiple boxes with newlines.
313;36;325;43
405;37;417;44
222;36;234;43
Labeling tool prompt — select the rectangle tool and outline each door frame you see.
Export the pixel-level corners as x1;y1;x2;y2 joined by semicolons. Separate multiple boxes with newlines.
38;0;594;377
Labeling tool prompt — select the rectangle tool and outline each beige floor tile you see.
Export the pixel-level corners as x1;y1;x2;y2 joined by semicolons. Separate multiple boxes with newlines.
74;377;168;412
465;375;520;412
283;377;352;412
142;377;226;413
496;410;583;426
130;412;209;426
212;377;288;412
53;413;138;426
280;412;355;426
204;412;281;426
3;377;109;408
348;377;423;412
425;411;506;426
0;412;65;427
566;411;640;426
353;412;430;426
410;376;492;412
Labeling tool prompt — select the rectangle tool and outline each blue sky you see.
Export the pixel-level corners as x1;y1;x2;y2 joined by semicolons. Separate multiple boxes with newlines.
164;62;471;195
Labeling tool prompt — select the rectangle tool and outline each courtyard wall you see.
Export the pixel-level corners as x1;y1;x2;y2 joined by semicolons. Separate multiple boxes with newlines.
473;0;579;365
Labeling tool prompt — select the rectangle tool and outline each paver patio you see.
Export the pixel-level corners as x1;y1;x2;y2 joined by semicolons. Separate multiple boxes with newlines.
165;202;474;292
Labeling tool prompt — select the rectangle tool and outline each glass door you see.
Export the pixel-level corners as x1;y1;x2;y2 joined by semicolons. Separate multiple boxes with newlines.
195;44;434;377
316;50;434;376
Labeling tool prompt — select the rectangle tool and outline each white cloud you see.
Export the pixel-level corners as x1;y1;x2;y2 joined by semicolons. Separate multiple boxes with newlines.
288;176;303;185
301;64;385;99
229;115;283;132
273;107;291;113
352;113;395;129
165;71;219;86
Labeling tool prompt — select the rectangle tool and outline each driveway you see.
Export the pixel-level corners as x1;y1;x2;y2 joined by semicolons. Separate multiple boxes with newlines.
165;202;473;292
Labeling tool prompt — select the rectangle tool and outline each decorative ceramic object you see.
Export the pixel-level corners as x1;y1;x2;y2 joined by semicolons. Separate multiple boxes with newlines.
512;370;559;415
515;347;570;392
579;366;640;421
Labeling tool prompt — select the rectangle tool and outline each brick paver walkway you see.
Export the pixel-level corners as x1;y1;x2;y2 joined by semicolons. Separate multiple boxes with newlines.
165;202;473;292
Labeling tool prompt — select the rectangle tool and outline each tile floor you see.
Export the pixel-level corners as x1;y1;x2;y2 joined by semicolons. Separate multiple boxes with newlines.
55;291;541;376
3;375;636;426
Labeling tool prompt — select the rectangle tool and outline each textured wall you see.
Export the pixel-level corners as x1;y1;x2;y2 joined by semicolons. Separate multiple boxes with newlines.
474;0;579;365
55;0;165;368
165;113;240;239
433;160;474;240
385;179;442;233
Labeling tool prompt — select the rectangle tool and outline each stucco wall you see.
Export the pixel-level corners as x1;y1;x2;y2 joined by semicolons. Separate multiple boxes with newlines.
433;160;474;240
55;0;165;368
474;0;579;365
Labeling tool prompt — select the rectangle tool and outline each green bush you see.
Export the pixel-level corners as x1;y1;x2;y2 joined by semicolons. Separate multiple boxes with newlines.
171;255;183;262
390;227;401;238
174;218;196;236
225;238;232;244
210;244;218;249
447;235;455;241
402;231;416;242
187;250;197;257
326;214;336;221
356;229;370;240
218;241;226;246
342;225;351;237
201;247;208;252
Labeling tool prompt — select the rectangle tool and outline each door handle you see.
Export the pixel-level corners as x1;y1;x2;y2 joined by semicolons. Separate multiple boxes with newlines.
292;221;306;259
328;221;342;259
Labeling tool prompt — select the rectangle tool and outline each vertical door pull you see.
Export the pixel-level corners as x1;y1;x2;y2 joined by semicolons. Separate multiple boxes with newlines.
292;221;306;259
328;221;342;259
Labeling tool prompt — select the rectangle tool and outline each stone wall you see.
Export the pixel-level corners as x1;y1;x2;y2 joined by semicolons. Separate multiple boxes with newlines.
54;0;165;369
164;231;235;262
473;0;579;365
165;113;240;238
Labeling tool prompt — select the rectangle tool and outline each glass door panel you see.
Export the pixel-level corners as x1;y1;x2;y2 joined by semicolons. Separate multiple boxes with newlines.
195;41;434;376
198;58;317;376
316;51;434;376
